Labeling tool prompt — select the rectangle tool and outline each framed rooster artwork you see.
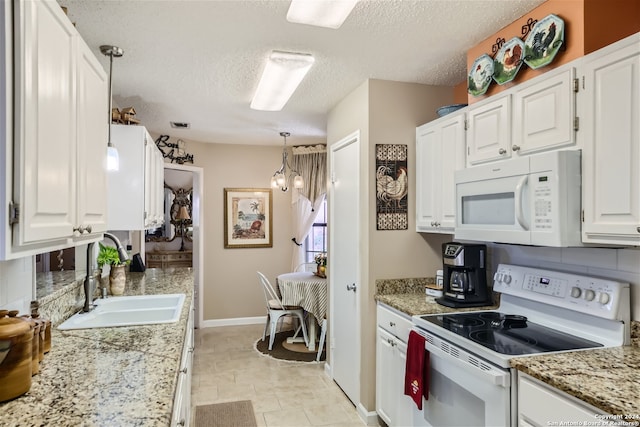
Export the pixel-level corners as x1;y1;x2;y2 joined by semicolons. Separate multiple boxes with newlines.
375;144;408;230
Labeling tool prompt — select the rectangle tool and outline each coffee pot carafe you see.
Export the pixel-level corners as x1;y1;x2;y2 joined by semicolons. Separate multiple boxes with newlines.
436;242;492;308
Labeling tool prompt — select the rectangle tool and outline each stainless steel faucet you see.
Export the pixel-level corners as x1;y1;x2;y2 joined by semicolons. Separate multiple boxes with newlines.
83;232;129;312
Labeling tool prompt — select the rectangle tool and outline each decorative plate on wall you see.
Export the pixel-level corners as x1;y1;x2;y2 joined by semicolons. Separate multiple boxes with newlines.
493;37;525;85
468;54;494;97
524;14;565;70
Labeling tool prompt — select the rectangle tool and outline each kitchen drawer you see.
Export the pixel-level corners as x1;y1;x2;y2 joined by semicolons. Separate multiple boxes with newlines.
377;304;413;343
518;372;607;426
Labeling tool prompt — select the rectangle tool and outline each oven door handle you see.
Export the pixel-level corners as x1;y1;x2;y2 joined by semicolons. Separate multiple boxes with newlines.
426;341;510;388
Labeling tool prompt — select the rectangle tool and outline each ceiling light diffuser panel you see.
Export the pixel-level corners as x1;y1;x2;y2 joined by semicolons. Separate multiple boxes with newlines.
287;0;359;29
250;50;315;111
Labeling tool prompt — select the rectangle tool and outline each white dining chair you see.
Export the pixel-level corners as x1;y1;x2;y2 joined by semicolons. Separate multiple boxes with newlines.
257;271;309;350
316;317;327;362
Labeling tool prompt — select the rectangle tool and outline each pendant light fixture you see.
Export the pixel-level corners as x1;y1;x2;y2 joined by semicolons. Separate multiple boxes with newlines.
100;44;124;171
271;132;303;192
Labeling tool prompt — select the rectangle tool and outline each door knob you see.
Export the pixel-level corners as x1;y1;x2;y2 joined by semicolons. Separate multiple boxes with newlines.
346;283;357;292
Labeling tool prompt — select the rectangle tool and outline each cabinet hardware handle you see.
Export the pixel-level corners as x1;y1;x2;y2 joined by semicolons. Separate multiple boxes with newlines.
637;227;640;233
512;145;520;152
74;225;93;234
498;148;507;155
181;367;188;374
346;283;357;292
389;321;395;327
178;420;186;426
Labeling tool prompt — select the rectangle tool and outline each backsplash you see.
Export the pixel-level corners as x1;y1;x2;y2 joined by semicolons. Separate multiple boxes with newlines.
0;257;34;314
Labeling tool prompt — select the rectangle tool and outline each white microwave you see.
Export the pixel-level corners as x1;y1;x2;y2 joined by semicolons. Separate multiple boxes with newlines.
454;150;582;247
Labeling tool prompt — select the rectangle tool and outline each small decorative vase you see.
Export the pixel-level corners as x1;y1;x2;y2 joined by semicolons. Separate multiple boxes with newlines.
109;265;126;296
317;264;326;278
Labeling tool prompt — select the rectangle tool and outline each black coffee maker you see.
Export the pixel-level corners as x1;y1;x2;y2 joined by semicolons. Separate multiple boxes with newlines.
436;242;492;308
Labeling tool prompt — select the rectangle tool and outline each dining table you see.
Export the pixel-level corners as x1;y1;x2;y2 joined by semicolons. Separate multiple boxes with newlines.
277;271;328;351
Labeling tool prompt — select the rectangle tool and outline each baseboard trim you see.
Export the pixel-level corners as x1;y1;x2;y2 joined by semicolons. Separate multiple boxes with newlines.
357;403;378;426
200;316;265;328
323;362;331;378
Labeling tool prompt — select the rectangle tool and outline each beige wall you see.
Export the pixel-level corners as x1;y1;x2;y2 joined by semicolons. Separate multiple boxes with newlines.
327;79;455;413
186;141;297;321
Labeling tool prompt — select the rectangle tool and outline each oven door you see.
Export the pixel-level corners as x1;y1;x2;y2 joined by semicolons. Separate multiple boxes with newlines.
417;329;513;427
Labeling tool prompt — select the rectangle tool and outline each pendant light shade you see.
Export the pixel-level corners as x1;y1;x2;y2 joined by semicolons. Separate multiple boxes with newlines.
107;143;119;171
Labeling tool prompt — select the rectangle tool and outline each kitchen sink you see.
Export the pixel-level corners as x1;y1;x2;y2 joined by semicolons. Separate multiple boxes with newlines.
58;294;186;330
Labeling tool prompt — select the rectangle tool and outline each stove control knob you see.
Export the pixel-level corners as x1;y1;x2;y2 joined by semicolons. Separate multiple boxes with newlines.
503;274;512;284
598;292;611;305
570;287;582;298
584;289;596;301
494;273;502;282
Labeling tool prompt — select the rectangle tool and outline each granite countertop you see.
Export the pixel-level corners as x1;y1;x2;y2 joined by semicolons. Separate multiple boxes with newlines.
374;277;498;317
510;324;640;417
375;278;640;418
0;268;193;426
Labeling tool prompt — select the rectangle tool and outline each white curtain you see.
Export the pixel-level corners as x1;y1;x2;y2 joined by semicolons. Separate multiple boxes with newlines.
290;145;327;271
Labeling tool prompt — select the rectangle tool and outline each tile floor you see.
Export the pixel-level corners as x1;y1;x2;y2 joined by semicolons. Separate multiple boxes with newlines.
191;324;366;427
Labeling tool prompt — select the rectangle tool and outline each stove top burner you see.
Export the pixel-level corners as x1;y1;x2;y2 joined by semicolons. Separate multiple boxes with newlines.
419;311;603;356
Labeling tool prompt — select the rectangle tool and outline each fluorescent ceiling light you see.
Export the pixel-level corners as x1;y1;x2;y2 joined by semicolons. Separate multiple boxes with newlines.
250;50;315;111
287;0;359;29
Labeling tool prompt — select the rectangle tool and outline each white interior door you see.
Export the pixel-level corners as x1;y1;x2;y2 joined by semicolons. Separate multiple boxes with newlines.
329;131;360;405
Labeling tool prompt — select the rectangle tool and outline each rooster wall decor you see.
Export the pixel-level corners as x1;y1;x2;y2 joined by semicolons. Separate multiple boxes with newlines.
376;144;408;230
523;14;565;70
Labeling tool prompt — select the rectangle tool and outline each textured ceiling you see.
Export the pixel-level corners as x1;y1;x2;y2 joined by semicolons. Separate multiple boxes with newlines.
62;0;545;146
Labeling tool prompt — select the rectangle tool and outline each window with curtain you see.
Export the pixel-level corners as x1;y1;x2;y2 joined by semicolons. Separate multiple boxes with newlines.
290;144;327;271
304;199;327;262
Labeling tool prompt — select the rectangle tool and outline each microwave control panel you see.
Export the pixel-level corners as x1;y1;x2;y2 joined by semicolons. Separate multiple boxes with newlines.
532;174;554;230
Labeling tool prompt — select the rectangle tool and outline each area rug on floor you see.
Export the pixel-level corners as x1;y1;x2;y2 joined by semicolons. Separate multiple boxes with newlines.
195;400;257;427
254;329;326;362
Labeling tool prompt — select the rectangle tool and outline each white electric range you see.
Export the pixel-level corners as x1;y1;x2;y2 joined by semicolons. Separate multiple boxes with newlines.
411;264;631;427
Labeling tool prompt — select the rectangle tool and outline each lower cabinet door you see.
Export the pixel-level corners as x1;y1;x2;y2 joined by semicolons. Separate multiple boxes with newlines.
376;328;426;427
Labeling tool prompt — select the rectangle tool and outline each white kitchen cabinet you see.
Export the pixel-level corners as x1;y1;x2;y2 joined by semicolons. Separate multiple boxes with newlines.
581;33;640;246
2;0;108;259
518;372;606;426
107;124;165;230
416;113;465;233
376;304;426;427
172;300;194;427
512;66;577;156
466;95;511;166
75;36;109;241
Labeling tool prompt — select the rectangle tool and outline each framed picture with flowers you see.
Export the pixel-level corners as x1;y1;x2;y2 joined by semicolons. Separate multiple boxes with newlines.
223;188;272;248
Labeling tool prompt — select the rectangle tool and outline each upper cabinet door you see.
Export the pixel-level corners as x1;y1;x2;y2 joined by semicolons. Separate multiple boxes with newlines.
582;34;640;246
512;67;577;156
439;115;466;231
76;37;108;236
466;95;511;166
15;0;76;244
415;124;440;231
